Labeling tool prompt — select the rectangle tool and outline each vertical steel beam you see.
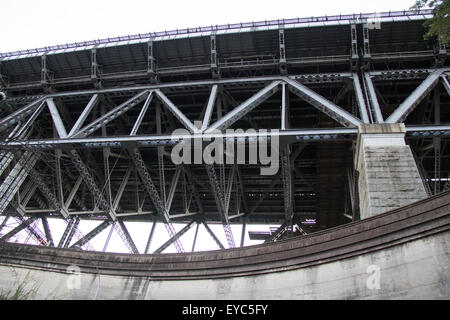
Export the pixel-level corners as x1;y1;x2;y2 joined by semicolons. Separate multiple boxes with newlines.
352;73;370;123
363;73;384;123
281;145;294;234
433;87;441;194
147;40;156;76
91;48;100;80
281;83;289;130
144;218;157;254
350;23;359;70
240;218;246;247
362;23;371;60
41;54;49;85
279;28;287;75
210;34;219;78
191;222;199;252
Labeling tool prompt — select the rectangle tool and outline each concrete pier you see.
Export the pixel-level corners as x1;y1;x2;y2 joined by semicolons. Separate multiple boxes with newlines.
355;124;428;219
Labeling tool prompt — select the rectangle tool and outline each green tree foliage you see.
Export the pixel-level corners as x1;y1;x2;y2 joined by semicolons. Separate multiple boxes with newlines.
412;0;450;46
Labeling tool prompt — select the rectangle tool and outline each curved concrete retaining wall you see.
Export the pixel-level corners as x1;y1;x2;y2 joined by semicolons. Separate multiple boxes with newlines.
0;192;449;299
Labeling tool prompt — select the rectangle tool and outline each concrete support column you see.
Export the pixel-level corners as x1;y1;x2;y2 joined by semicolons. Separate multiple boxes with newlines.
355;124;427;219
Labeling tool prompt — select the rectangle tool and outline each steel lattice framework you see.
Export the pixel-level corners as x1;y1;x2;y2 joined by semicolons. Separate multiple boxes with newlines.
0;9;449;253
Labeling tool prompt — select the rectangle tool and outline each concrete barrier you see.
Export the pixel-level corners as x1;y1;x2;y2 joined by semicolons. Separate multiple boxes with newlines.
0;191;449;299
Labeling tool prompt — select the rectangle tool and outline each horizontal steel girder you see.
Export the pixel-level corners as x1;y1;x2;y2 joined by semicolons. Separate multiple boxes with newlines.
3;126;450;150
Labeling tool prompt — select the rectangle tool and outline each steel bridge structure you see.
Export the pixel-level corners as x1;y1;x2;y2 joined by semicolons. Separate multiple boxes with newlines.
0;9;449;254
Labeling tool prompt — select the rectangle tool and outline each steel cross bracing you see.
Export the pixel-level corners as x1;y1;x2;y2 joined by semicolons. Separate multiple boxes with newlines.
128;148;184;253
1;66;449;253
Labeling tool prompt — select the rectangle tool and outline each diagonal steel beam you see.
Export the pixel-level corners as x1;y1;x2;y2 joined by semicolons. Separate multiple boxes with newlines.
70;220;112;249
63;217;80;248
154;221;195;254
115;220;139;254
0;217;38;241
58;217;77;248
128;148;184;252
130;91;154;135
13;215;48;246
264;222;288;243
154;89;197;133
205;164;235;248
26;163;70;219
386;69;444;123
0;151;37;215
64;176;83;209
0;216;10;234
283;77;362;127
69;149;116;221
166;166;182;214
68;94;99;136
72;90;149;138
46;98;68;138
0;97;45;133
441;75;450;96
112;167;132;211
202;221;225;250
205;81;281;132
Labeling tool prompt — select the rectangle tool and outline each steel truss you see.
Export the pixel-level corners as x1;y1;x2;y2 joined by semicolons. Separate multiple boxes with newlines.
1;41;449;253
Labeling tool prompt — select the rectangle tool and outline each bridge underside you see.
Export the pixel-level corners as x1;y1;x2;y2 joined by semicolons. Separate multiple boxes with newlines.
0;10;449;253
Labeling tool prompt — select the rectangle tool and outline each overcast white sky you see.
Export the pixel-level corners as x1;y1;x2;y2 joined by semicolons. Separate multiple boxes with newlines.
1;0;415;53
0;0;418;254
